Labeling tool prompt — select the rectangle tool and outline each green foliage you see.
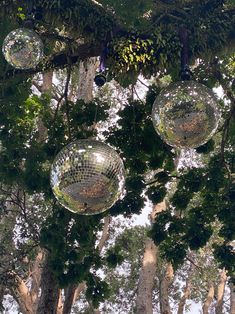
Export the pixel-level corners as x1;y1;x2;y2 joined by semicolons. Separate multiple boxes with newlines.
40;206;111;305
102;225;148;312
150;153;235;278
105;245;124;268
86;274;110;308
106;97;174;216
1;0;235;309
196;139;215;154
214;243;235;283
97;0;154;29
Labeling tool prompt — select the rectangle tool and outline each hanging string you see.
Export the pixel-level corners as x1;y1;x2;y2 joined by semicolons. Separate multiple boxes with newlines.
24;1;34;28
94;48;107;87
179;27;192;80
64;56;72;141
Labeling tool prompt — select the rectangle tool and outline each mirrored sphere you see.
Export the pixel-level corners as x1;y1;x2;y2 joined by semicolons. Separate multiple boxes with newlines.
152;81;220;148
50;139;125;215
2;28;43;69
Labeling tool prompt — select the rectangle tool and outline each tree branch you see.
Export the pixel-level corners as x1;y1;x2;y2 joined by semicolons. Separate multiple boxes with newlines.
202;282;214;314
0;42;103;83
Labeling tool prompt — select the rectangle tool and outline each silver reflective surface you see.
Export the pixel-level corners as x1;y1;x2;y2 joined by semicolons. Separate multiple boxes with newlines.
50;139;125;215
2;28;43;69
152;81;220;148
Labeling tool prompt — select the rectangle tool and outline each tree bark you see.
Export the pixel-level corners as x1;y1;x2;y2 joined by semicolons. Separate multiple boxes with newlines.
0;285;5;311
1;42;103;83
136;201;169;314
36;255;60;314
30;249;46;313
10;274;33;314
215;269;227;314
57;290;63;314
136;238;158;314
41;71;54;93
230;283;235;314
97;216;111;251
202;282;214;314
177;277;191;314
177;262;195;314
159;263;174;314
77;57;99;103
0;199;34;314
62;285;77;314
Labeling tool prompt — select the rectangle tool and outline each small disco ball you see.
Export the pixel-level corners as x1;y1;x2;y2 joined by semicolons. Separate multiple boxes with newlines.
50;139;125;215
152;80;220;149
2;28;43;69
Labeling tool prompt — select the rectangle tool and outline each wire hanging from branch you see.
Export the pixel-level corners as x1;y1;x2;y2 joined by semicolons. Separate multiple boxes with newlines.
179;27;192;81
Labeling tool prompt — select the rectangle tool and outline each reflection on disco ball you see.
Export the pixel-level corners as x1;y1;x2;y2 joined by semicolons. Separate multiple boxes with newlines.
50;139;125;215
2;28;43;69
152;81;220;149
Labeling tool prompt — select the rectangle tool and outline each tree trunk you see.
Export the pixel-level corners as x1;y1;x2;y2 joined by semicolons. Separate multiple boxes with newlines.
215;269;227;314
41;71;53;93
0;285;5;311
177;262;195;314
57;290;63;314
36;255;60;314
159;263;174;314
30;249;46;313
135;238;158;314
230;283;235;314
0;201;34;314
202;282;214;314
136;201;169;314
10;274;33;314
97;216;111;251
77;57;99;103
177;277;191;314
62;285;77;314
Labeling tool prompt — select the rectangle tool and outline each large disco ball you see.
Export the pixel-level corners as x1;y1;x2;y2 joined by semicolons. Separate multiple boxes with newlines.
50;140;125;215
2;28;43;69
152;80;220;148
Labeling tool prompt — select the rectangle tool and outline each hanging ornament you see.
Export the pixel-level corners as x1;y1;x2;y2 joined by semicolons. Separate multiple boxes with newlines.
50;139;125;215
94;49;107;87
152;28;220;149
152;81;220;148
2;28;43;69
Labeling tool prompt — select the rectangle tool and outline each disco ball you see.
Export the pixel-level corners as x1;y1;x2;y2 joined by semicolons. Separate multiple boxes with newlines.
50;140;125;215
2;28;43;69
152;80;220;149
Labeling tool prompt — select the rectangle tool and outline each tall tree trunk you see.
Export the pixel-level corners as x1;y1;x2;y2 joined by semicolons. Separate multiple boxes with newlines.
177;277;192;314
177;262;195;314
0;200;34;314
57;290;63;314
215;269;227;314
77;57;99;103
62;285;77;314
10;274;33;314
136;201;168;314
41;71;53;93
0;285;5;311
136;238;158;314
159;263;174;314
36;255;60;314
230;283;235;314
202;282;214;314
30;249;45;313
